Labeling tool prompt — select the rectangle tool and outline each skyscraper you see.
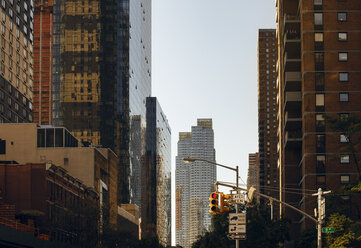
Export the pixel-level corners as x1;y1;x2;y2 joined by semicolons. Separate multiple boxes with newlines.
0;0;34;124
257;29;279;209
141;97;171;246
51;0;152;204
277;0;361;242
247;153;260;203
176;119;216;248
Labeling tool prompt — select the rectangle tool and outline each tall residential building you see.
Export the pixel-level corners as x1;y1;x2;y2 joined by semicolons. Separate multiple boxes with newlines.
247;153;260;189
0;0;34;124
176;119;216;248
247;153;260;203
33;0;52;125
257;29;279;210
141;97;171;246
276;0;361;242
51;0;152;204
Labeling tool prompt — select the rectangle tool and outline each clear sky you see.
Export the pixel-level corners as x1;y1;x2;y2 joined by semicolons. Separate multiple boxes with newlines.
152;0;276;244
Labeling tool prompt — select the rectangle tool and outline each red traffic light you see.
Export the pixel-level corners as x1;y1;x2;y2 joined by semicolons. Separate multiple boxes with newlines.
211;193;218;198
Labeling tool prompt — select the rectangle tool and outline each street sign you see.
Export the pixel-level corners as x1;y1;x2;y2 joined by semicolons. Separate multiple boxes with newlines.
231;193;245;204
322;227;335;233
228;234;246;240
229;213;246;225
229;224;246;234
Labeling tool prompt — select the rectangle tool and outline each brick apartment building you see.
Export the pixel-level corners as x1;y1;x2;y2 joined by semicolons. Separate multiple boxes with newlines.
258;29;279;212
0;162;98;245
276;0;361;242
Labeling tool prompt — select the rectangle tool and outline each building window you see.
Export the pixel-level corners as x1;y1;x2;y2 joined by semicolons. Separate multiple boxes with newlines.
316;114;325;130
316;135;326;153
315;33;323;42
314;0;322;5
340;175;350;184
0;139;5;154
340;134;349;143
316;155;326;173
317;155;326;168
339;72;348;82
315;72;324;89
315;52;324;63
339;92;349;102
338;12;347;21
339;113;349;120
338;32;347;41
338;52;348;62
314;13;323;25
340;155;350;164
316;94;325;106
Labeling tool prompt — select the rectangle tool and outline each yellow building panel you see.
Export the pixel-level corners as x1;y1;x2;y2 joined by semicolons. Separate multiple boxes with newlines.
62;73;100;103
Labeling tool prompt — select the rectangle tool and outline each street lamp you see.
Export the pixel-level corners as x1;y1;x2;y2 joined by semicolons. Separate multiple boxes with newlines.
183;157;240;248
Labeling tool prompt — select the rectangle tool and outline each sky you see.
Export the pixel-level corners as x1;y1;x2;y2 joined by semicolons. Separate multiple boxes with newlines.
152;0;276;244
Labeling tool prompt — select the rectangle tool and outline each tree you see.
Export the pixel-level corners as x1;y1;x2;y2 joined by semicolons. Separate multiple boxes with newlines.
294;229;317;248
192;205;289;248
192;212;234;248
325;213;361;248
322;182;361;248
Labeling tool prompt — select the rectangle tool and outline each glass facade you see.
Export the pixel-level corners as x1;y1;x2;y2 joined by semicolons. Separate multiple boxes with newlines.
142;97;171;246
52;0;152;204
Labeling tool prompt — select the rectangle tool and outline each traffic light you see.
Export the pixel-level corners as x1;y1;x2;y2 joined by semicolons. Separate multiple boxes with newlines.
209;192;219;215
220;192;231;213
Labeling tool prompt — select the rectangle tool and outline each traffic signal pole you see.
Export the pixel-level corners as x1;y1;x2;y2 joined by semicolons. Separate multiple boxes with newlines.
183;157;330;248
216;182;330;248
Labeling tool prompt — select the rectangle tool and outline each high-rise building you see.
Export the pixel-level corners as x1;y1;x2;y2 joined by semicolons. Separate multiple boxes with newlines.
141;97;171;246
257;29;279;210
176;119;216;248
0;0;34;124
33;0;52;125
51;0;152;204
247;153;260;197
276;0;361;242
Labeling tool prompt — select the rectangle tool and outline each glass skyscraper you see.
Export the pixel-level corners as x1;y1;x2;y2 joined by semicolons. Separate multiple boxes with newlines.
52;0;152;204
142;97;171;246
176;119;216;248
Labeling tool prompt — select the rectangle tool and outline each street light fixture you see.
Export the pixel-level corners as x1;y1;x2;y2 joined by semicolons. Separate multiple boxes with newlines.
183;157;240;248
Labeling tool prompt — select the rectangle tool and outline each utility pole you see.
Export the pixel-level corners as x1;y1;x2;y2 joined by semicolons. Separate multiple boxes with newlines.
312;188;331;248
270;199;273;221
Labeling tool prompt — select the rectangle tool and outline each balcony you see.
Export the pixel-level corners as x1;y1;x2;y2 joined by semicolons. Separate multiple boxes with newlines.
284;92;301;112
283;52;301;72
285;72;301;92
285;130;302;149
284;31;300;58
283;14;300;31
285;111;302;130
